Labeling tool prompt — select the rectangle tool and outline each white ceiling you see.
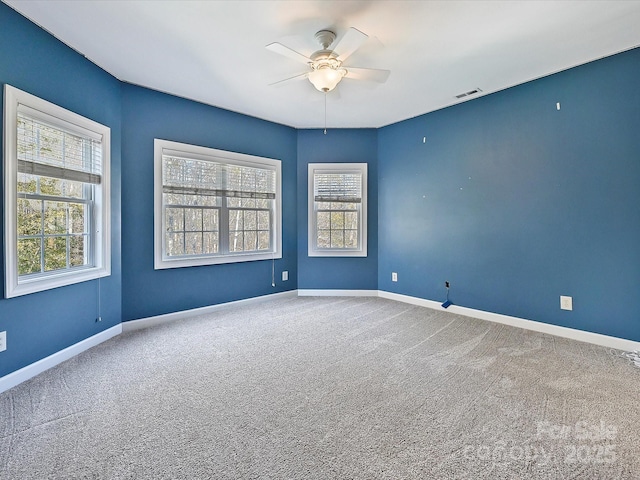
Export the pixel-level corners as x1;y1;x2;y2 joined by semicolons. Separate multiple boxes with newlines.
5;0;640;129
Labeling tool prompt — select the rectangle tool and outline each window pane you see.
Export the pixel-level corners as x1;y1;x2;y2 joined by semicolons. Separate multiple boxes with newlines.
229;210;243;231
241;198;256;208
203;209;219;231
183;195;200;207
344;211;358;229
165;208;184;232
38;177;84;198
167;233;184;256
227;197;241;208
18;199;42;235
257;211;270;230
203;232;219;254
183;194;219;207
70;235;86;267
184;208;202;232
44;236;67;271
164;192;184;205
69;203;86;234
244;231;257;251
317;212;330;230
345;230;359;248
44;201;67;234
258;231;270;250
244;210;257;230
200;195;219;207
18;238;42;275
17;173;37;194
185;232;203;255
317;230;330;248
330;211;344;229
229;232;243;252
330;230;344;248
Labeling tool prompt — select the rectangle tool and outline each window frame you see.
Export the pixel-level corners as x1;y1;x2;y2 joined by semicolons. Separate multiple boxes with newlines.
154;139;282;269
3;84;111;298
308;162;367;257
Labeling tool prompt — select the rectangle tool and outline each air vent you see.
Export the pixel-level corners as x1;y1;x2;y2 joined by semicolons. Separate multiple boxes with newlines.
455;88;483;99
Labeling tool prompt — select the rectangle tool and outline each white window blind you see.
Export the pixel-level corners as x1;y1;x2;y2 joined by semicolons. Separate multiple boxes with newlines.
314;172;362;203
162;155;276;200
17;110;103;185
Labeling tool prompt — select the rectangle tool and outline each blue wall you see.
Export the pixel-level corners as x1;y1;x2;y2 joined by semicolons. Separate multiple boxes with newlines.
378;48;640;342
297;129;378;289
0;3;122;377
121;85;297;320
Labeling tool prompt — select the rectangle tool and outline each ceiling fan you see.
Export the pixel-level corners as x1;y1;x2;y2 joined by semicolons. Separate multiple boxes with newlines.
266;27;390;93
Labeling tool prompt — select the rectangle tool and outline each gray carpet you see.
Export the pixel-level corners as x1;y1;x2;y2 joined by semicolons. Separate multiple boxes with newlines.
1;296;639;479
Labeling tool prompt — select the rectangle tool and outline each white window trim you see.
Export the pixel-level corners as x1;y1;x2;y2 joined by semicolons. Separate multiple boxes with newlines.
3;84;111;298
308;162;367;257
154;139;282;269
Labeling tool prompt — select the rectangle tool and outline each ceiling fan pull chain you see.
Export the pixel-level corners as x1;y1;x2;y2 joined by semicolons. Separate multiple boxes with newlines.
324;92;327;135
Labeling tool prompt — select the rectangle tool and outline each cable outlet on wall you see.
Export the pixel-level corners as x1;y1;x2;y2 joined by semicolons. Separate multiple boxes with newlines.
0;331;6;352
560;295;573;311
392;272;398;282
282;271;288;281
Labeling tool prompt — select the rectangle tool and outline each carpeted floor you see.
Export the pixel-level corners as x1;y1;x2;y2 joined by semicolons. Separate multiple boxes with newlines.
1;296;639;479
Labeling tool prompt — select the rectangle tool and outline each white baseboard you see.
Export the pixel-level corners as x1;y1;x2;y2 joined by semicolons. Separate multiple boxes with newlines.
122;289;298;333
378;290;640;352
297;289;378;297
3;287;636;395
298;289;640;351
0;324;122;394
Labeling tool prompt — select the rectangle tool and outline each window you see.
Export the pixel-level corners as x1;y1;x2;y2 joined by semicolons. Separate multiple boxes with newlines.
3;85;111;298
308;163;367;257
154;139;281;269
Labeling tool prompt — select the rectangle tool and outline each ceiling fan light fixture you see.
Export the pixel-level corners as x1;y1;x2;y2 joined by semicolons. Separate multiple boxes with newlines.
308;66;347;92
267;27;388;95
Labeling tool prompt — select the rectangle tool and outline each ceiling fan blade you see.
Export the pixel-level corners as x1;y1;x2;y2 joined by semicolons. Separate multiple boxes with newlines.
265;42;311;65
334;27;368;62
269;72;309;87
344;67;390;83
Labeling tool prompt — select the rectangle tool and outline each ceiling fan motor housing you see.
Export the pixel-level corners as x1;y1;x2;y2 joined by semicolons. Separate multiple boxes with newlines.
314;30;336;49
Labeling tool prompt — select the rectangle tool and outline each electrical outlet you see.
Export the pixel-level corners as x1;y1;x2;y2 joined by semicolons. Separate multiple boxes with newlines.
392;272;398;282
445;281;450;288
0;331;6;352
282;271;288;281
560;295;573;311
